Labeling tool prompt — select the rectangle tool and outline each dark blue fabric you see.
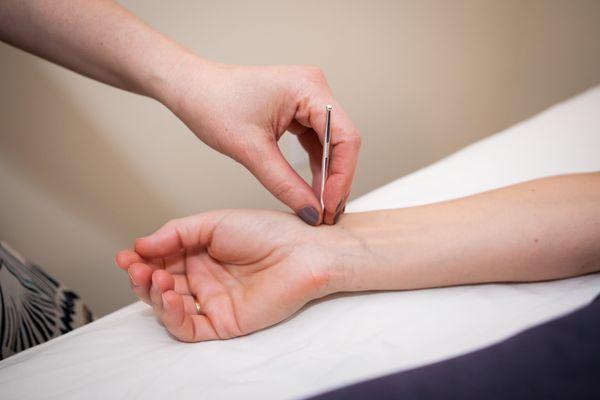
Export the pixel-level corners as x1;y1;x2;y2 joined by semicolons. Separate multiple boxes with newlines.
310;292;600;400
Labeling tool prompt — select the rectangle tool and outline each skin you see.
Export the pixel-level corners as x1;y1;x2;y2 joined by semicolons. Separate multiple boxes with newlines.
0;0;361;225
116;173;600;342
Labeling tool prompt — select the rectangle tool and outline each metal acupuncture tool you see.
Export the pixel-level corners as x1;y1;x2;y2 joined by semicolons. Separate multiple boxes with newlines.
320;104;333;210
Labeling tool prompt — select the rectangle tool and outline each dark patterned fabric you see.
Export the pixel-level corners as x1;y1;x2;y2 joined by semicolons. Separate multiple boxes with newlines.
0;241;92;360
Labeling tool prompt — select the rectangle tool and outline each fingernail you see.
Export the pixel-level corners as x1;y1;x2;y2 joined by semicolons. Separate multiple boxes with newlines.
334;199;344;214
128;270;138;286
161;293;169;308
298;206;319;226
334;208;343;224
333;201;347;224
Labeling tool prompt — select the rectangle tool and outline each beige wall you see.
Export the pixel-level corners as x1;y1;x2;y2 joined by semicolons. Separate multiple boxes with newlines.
1;0;599;316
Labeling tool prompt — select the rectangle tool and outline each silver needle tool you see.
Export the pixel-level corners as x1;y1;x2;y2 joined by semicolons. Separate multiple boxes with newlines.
320;104;333;210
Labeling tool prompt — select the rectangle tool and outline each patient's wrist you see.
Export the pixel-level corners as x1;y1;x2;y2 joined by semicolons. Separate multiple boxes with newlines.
330;210;417;293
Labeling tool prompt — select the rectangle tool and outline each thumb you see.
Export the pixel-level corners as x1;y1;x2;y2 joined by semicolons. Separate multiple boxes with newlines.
244;139;322;226
134;211;227;259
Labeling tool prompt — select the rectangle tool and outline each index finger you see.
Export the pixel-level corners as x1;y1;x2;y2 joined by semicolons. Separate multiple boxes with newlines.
302;99;361;223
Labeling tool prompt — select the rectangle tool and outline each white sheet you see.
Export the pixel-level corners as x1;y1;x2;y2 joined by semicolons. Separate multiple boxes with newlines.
1;86;599;400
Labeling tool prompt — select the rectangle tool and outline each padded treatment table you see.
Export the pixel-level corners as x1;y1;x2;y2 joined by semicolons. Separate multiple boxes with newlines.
1;86;599;400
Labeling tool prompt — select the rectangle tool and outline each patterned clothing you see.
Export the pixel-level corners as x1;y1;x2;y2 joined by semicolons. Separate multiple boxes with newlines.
0;241;92;360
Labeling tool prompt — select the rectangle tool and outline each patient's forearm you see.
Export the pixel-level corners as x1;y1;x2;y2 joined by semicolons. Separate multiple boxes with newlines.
116;173;598;341
333;173;600;293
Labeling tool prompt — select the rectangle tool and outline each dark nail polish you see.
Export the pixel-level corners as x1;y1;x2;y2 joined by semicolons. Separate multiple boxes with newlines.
333;202;347;224
298;206;319;226
334;199;344;214
333;208;343;224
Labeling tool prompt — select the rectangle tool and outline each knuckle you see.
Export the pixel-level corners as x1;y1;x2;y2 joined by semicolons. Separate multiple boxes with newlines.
174;223;192;247
295;105;311;125
347;131;362;149
165;218;179;228
271;180;295;201
300;66;326;83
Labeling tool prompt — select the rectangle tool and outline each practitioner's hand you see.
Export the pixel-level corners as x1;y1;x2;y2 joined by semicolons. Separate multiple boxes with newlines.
157;57;361;225
115;210;364;342
0;1;359;224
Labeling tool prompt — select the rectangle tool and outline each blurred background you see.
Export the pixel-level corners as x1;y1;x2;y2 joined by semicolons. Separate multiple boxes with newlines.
1;0;599;316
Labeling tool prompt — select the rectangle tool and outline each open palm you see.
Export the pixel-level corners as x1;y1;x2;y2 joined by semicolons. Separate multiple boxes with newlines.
116;210;343;341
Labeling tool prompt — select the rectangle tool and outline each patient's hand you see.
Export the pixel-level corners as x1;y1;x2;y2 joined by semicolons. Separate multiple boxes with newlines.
116;174;600;342
115;210;361;342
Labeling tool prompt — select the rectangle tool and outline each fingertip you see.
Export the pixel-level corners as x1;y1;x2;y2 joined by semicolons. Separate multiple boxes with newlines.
162;290;180;311
161;290;187;336
128;263;153;304
297;205;321;226
115;250;127;269
322;186;350;225
152;269;174;293
323;213;333;225
323;171;351;210
129;262;152;287
334;206;345;224
115;249;141;270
